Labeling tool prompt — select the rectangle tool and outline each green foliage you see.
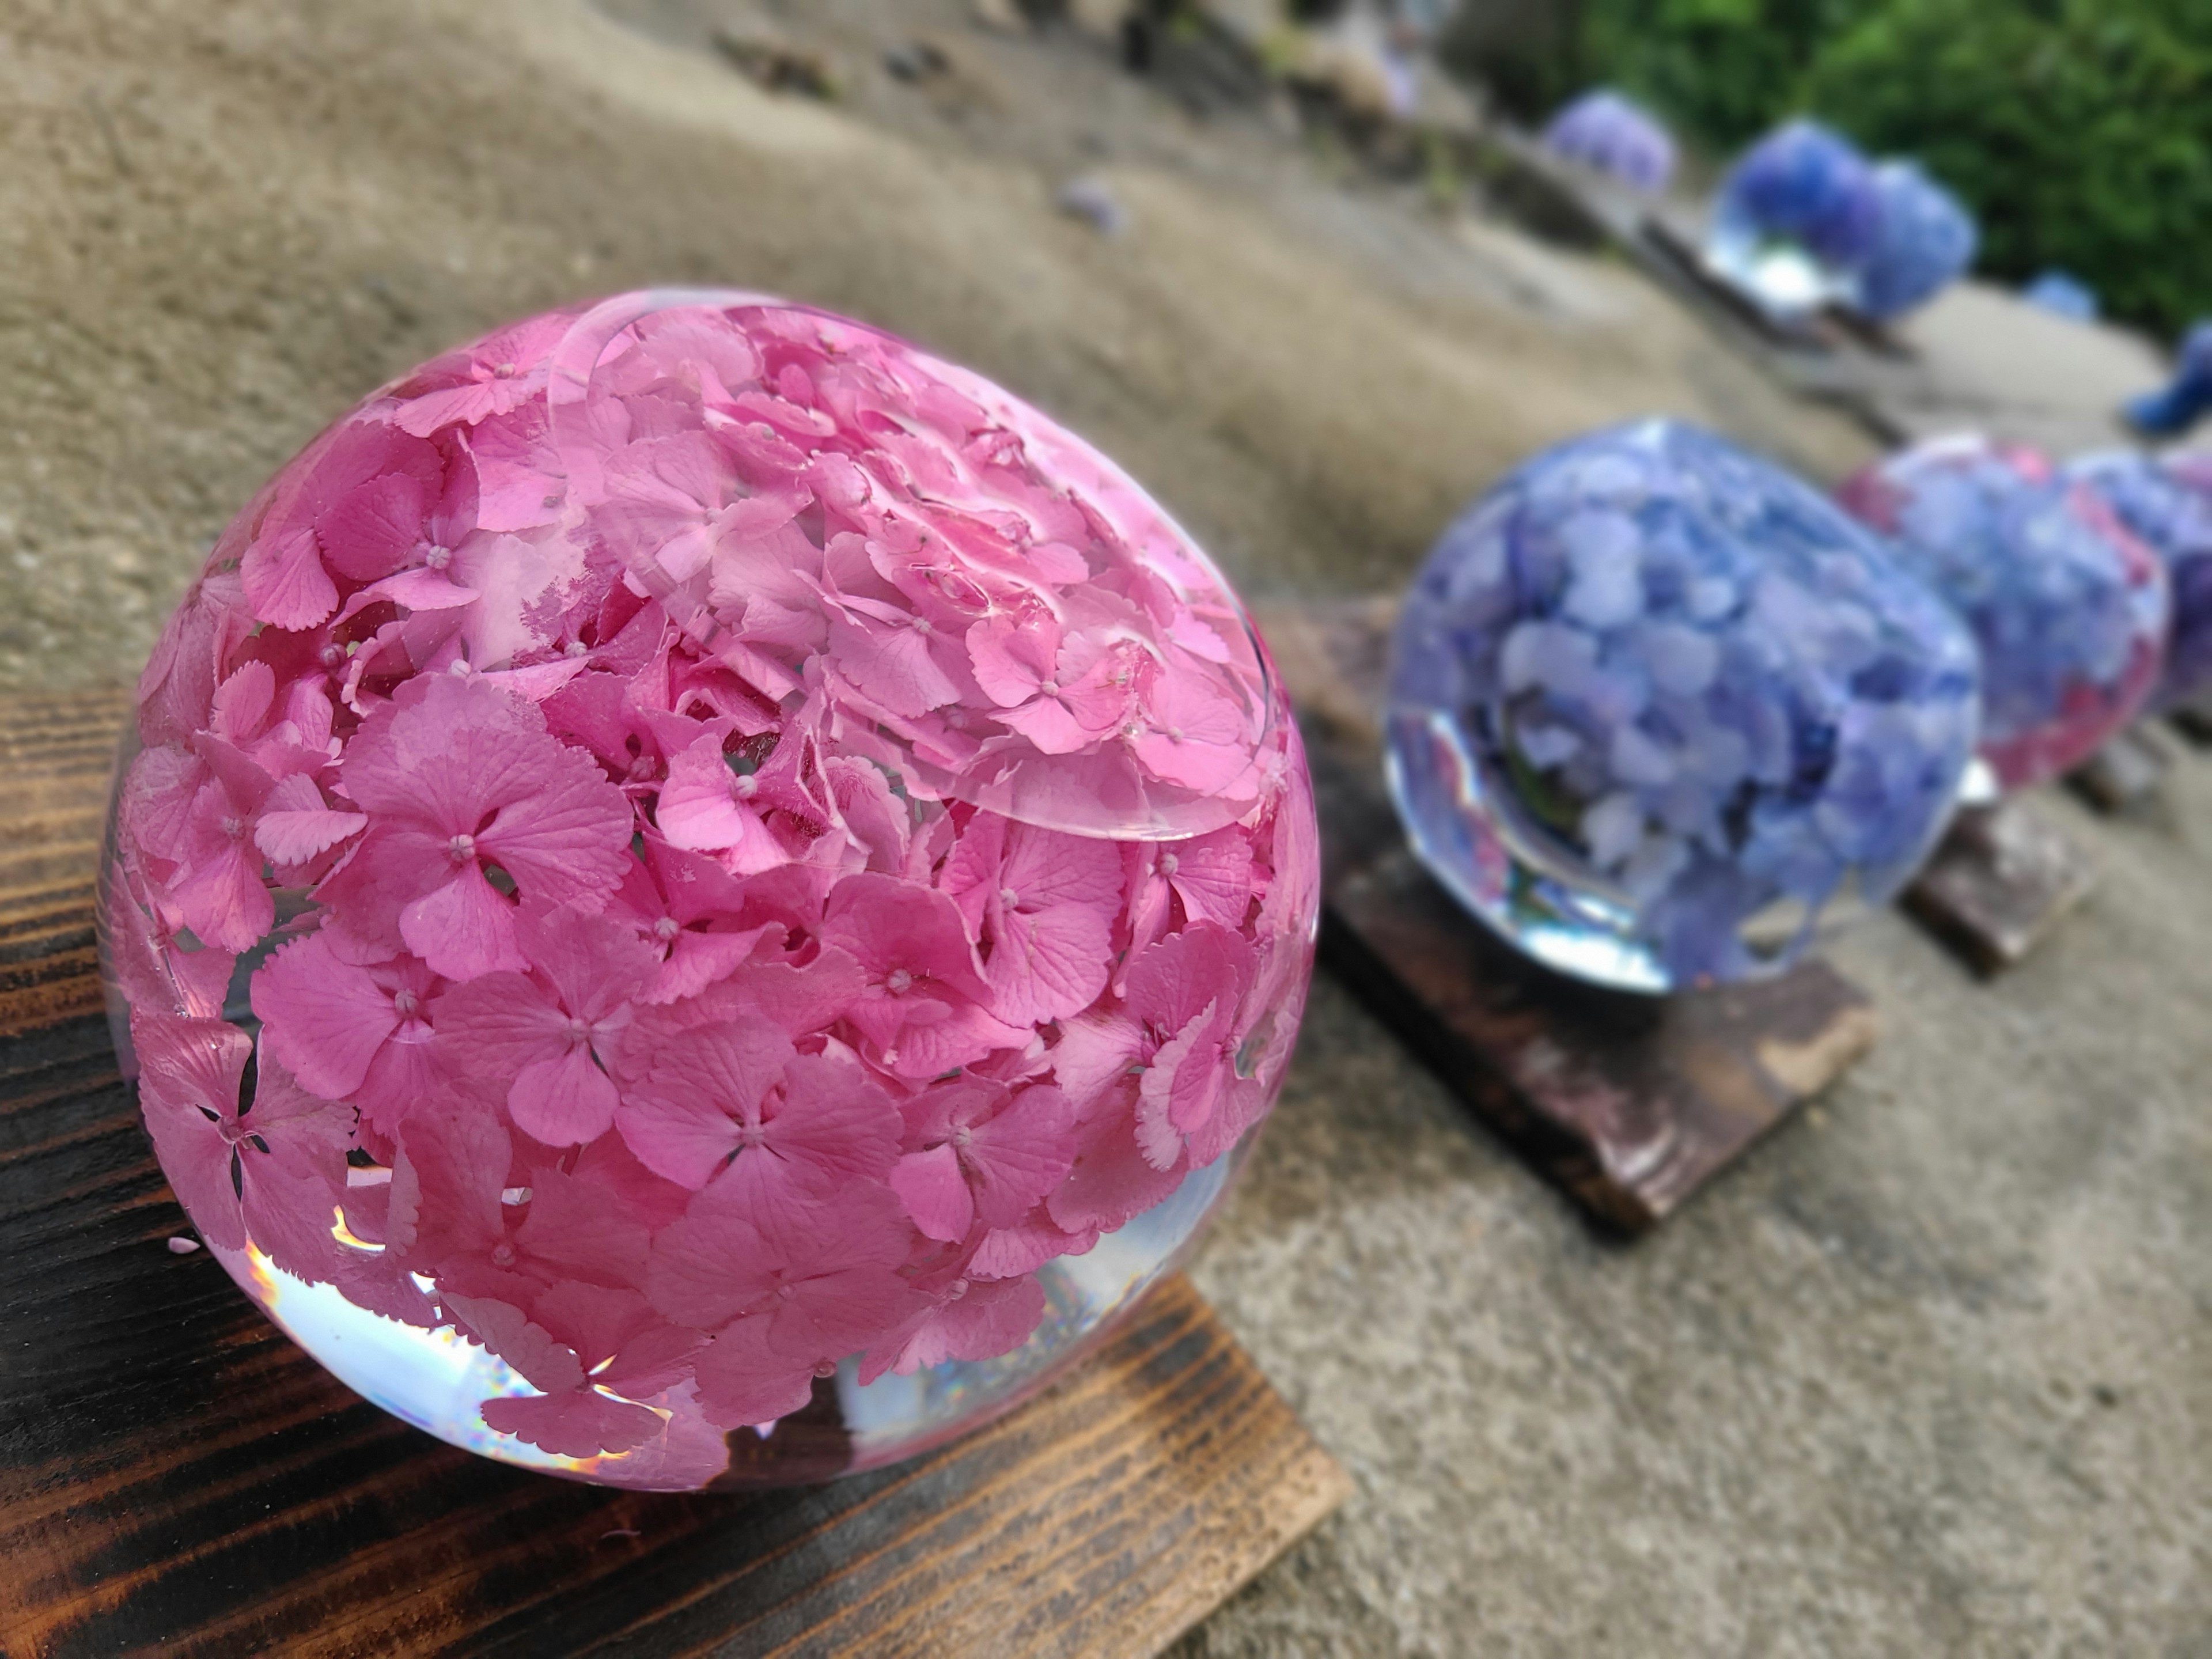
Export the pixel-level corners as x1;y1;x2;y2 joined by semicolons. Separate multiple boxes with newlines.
1562;0;2212;335
1578;0;1874;147
1806;0;2212;335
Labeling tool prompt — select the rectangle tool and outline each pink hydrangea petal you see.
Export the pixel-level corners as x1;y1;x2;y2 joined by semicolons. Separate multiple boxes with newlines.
256;806;369;866
241;524;337;630
480;1387;662;1459
401;864;526;980
987;902;1110;1028
889;1144;972;1243
869;1274;1045;1381
964;1085;1076;1228
442;1289;586;1394
249;933;399;1100
617;1088;745;1190
1048;1097;1187;1234
170;838;274;955
690;1318;816;1431
317;471;427;584
132;1013;253;1251
508;1045;620;1148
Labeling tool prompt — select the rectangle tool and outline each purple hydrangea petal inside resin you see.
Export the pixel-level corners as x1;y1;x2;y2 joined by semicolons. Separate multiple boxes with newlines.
1705;121;1881;315
1839;434;2172;790
1387;419;1980;993
1858;161;1976;321
1541;89;1677;195
2065;449;2212;713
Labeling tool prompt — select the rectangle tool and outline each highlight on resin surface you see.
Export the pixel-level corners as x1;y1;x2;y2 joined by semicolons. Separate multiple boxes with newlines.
2065;449;2212;713
101;290;1320;1490
1386;418;1979;994
1838;433;2171;790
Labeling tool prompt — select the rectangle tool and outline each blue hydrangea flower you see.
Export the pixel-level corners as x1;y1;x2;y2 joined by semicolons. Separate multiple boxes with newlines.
2126;321;2212;438
2065;449;2212;711
2022;271;2098;322
1839;435;2171;789
1718;122;1881;265
1542;89;1676;195
1387;419;1979;993
1858;162;1976;321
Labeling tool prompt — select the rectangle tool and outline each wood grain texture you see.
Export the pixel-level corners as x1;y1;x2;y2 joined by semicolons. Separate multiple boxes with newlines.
0;690;1348;1659
1255;599;1876;1233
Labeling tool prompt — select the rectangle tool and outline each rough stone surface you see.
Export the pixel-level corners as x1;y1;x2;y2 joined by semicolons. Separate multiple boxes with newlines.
2;2;2204;1654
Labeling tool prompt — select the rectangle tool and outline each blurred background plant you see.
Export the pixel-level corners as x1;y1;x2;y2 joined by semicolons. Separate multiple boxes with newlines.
1444;0;2212;336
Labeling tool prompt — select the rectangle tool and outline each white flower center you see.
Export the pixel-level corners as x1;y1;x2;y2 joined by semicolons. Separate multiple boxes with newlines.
1158;853;1179;876
733;772;759;799
884;968;914;995
998;887;1020;910
392;988;419;1018
446;832;476;864
422;543;452;570
653;916;680;941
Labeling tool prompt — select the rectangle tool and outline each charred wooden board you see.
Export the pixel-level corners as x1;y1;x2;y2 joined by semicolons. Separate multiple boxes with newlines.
0;688;1347;1659
1902;797;2099;976
2068;725;2175;815
1254;601;1877;1234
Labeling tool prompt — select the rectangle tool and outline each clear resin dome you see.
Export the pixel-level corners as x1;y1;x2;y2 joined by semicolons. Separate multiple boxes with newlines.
1839;434;2172;790
1387;419;1979;993
99;290;1319;1490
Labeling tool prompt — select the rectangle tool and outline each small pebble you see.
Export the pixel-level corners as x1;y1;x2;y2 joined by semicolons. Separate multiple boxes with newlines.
1057;174;1128;236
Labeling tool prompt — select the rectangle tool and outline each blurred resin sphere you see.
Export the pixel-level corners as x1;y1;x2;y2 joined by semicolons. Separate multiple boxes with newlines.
1541;89;1676;195
1859;161;1976;321
1387;419;1979;993
100;290;1319;1490
1706;121;1880;315
2066;449;2212;711
1839;434;2171;790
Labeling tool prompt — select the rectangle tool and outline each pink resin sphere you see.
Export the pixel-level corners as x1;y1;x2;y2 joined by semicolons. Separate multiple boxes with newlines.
100;291;1318;1490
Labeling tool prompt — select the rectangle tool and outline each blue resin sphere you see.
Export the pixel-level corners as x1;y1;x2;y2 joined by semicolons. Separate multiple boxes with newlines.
1839;435;2171;790
1387;420;1980;993
1706;121;1881;315
2065;449;2212;713
1543;90;1676;195
1859;162;1976;321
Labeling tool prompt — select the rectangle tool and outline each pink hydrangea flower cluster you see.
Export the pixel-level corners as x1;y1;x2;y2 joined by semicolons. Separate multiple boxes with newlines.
104;292;1317;1478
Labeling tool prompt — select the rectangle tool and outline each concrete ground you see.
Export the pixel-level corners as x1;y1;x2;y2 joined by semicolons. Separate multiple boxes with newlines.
1;3;2203;1653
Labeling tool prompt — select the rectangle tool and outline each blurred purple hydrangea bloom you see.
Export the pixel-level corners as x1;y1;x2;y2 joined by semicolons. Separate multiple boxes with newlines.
1542;89;1676;195
1387;419;1979;993
1858;161;1976;321
2126;321;2212;438
2063;449;2212;711
1839;435;2171;790
1713;120;1882;274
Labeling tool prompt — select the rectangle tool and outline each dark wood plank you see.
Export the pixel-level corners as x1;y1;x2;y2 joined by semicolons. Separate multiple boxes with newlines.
1901;797;2099;976
1256;600;1878;1233
0;689;1349;1659
2067;725;2174;814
